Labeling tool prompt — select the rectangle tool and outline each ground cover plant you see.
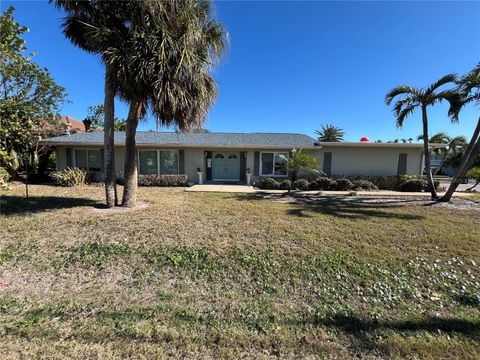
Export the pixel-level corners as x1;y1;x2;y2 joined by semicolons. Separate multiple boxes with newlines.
0;185;479;359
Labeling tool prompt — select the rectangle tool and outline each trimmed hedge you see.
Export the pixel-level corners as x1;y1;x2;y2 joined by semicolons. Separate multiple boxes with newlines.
137;174;188;187
292;179;309;191
252;175;437;192
279;179;292;190
310;177;337;190
352;179;378;191
335;178;354;191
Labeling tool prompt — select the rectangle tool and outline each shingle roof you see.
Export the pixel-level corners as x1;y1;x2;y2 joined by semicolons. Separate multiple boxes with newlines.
42;131;319;149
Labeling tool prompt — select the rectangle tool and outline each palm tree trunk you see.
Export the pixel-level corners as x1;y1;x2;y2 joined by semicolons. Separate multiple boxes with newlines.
104;66;117;207
440;118;480;202
121;99;143;207
421;106;438;199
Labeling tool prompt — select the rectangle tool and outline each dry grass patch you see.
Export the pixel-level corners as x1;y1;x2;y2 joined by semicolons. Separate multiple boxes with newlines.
0;185;479;359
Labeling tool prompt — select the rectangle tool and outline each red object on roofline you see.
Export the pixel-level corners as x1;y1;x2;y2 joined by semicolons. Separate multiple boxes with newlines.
360;137;370;142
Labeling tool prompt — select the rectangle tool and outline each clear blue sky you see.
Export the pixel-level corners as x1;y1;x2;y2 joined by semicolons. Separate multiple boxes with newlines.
3;1;480;141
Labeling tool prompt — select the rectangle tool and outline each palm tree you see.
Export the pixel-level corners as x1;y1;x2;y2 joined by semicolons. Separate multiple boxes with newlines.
417;132;451;174
108;0;227;207
441;64;480;202
385;75;458;199
280;148;318;194
52;1;134;207
315;124;345;142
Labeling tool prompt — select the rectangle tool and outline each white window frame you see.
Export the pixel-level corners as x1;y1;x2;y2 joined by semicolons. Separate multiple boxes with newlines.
260;151;289;177
73;148;102;172
137;149;179;175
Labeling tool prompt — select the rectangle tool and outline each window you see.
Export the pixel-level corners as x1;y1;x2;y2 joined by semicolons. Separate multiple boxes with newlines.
74;149;102;172
160;150;178;174
260;152;288;176
138;149;179;175
139;150;158;175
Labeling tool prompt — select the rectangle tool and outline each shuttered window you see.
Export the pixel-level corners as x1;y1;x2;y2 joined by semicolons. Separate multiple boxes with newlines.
323;152;332;176
397;153;407;175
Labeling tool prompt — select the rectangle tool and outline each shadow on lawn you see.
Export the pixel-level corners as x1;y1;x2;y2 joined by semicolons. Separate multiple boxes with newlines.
294;314;480;352
236;193;423;220
0;195;99;215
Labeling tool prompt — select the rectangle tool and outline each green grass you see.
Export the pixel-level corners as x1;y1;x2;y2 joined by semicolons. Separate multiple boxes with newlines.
0;185;479;359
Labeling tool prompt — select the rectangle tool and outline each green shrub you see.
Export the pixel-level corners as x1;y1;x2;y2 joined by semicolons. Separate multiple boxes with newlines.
398;179;428;192
138;175;187;187
297;168;324;182
0;167;10;183
310;177;337;190
292;179;309;191
278;179;292;190
51;168;87;186
259;178;280;190
335;178;354;191
352;179;378;191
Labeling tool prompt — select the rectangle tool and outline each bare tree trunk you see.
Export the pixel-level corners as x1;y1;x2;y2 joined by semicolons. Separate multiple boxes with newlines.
104;67;117;207
440;118;480;202
421;106;438;200
121;99;143;207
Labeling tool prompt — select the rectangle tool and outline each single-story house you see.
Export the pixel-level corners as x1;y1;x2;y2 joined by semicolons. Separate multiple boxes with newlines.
42;131;444;184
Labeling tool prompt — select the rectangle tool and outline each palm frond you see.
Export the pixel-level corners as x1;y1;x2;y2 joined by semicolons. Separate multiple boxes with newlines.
385;85;421;105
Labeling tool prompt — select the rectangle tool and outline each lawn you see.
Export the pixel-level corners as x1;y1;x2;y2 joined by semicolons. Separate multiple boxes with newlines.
0;185;479;359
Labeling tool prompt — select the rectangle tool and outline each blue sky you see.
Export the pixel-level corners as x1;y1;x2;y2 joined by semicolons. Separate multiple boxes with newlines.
4;1;480;141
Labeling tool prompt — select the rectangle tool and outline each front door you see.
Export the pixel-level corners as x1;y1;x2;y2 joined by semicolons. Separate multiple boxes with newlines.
212;152;240;181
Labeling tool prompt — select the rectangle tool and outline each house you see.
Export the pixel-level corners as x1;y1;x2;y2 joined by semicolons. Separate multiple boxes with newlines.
42;131;444;183
60;116;86;133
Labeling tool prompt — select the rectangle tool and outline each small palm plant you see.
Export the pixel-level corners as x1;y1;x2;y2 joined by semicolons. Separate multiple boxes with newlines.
315;124;345;142
280;148;318;194
385;75;458;199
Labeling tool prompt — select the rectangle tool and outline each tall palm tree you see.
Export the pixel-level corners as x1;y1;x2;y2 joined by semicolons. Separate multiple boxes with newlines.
52;1;134;207
385;75;458;199
315;124;345;142
108;0;227;207
441;63;480;202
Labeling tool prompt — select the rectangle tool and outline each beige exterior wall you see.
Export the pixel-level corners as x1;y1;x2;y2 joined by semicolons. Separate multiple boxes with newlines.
55;146;67;171
184;148;204;181
317;146;423;176
54;144;423;183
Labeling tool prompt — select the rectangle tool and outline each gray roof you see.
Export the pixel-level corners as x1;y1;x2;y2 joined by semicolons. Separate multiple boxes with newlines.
42;131;319;149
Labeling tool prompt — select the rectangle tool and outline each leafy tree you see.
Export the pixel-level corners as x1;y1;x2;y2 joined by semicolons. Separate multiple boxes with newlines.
84;104;127;131
52;0;138;207
441;64;480;201
0;7;67;180
112;0;227;207
315;124;345;142
385;75;458;200
280;148;318;194
466;167;480;191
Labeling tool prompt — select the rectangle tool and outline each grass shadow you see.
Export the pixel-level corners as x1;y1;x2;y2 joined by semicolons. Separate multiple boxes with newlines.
292;314;480;353
0;195;99;215
236;193;424;220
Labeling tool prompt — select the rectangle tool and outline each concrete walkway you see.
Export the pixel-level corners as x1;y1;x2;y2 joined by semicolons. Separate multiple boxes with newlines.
185;184;255;193
185;184;473;197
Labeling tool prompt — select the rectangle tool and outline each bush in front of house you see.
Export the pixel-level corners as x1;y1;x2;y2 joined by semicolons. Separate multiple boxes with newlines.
398;178;428;192
292;179;309;191
279;179;292;190
352;179;378;191
51;167;87;186
0;167;11;183
137;174;188;187
310;177;337;190
253;177;278;189
335;178;354;191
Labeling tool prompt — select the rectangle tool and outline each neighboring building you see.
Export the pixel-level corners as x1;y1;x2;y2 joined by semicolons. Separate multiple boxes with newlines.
60;116;86;134
42;131;445;183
